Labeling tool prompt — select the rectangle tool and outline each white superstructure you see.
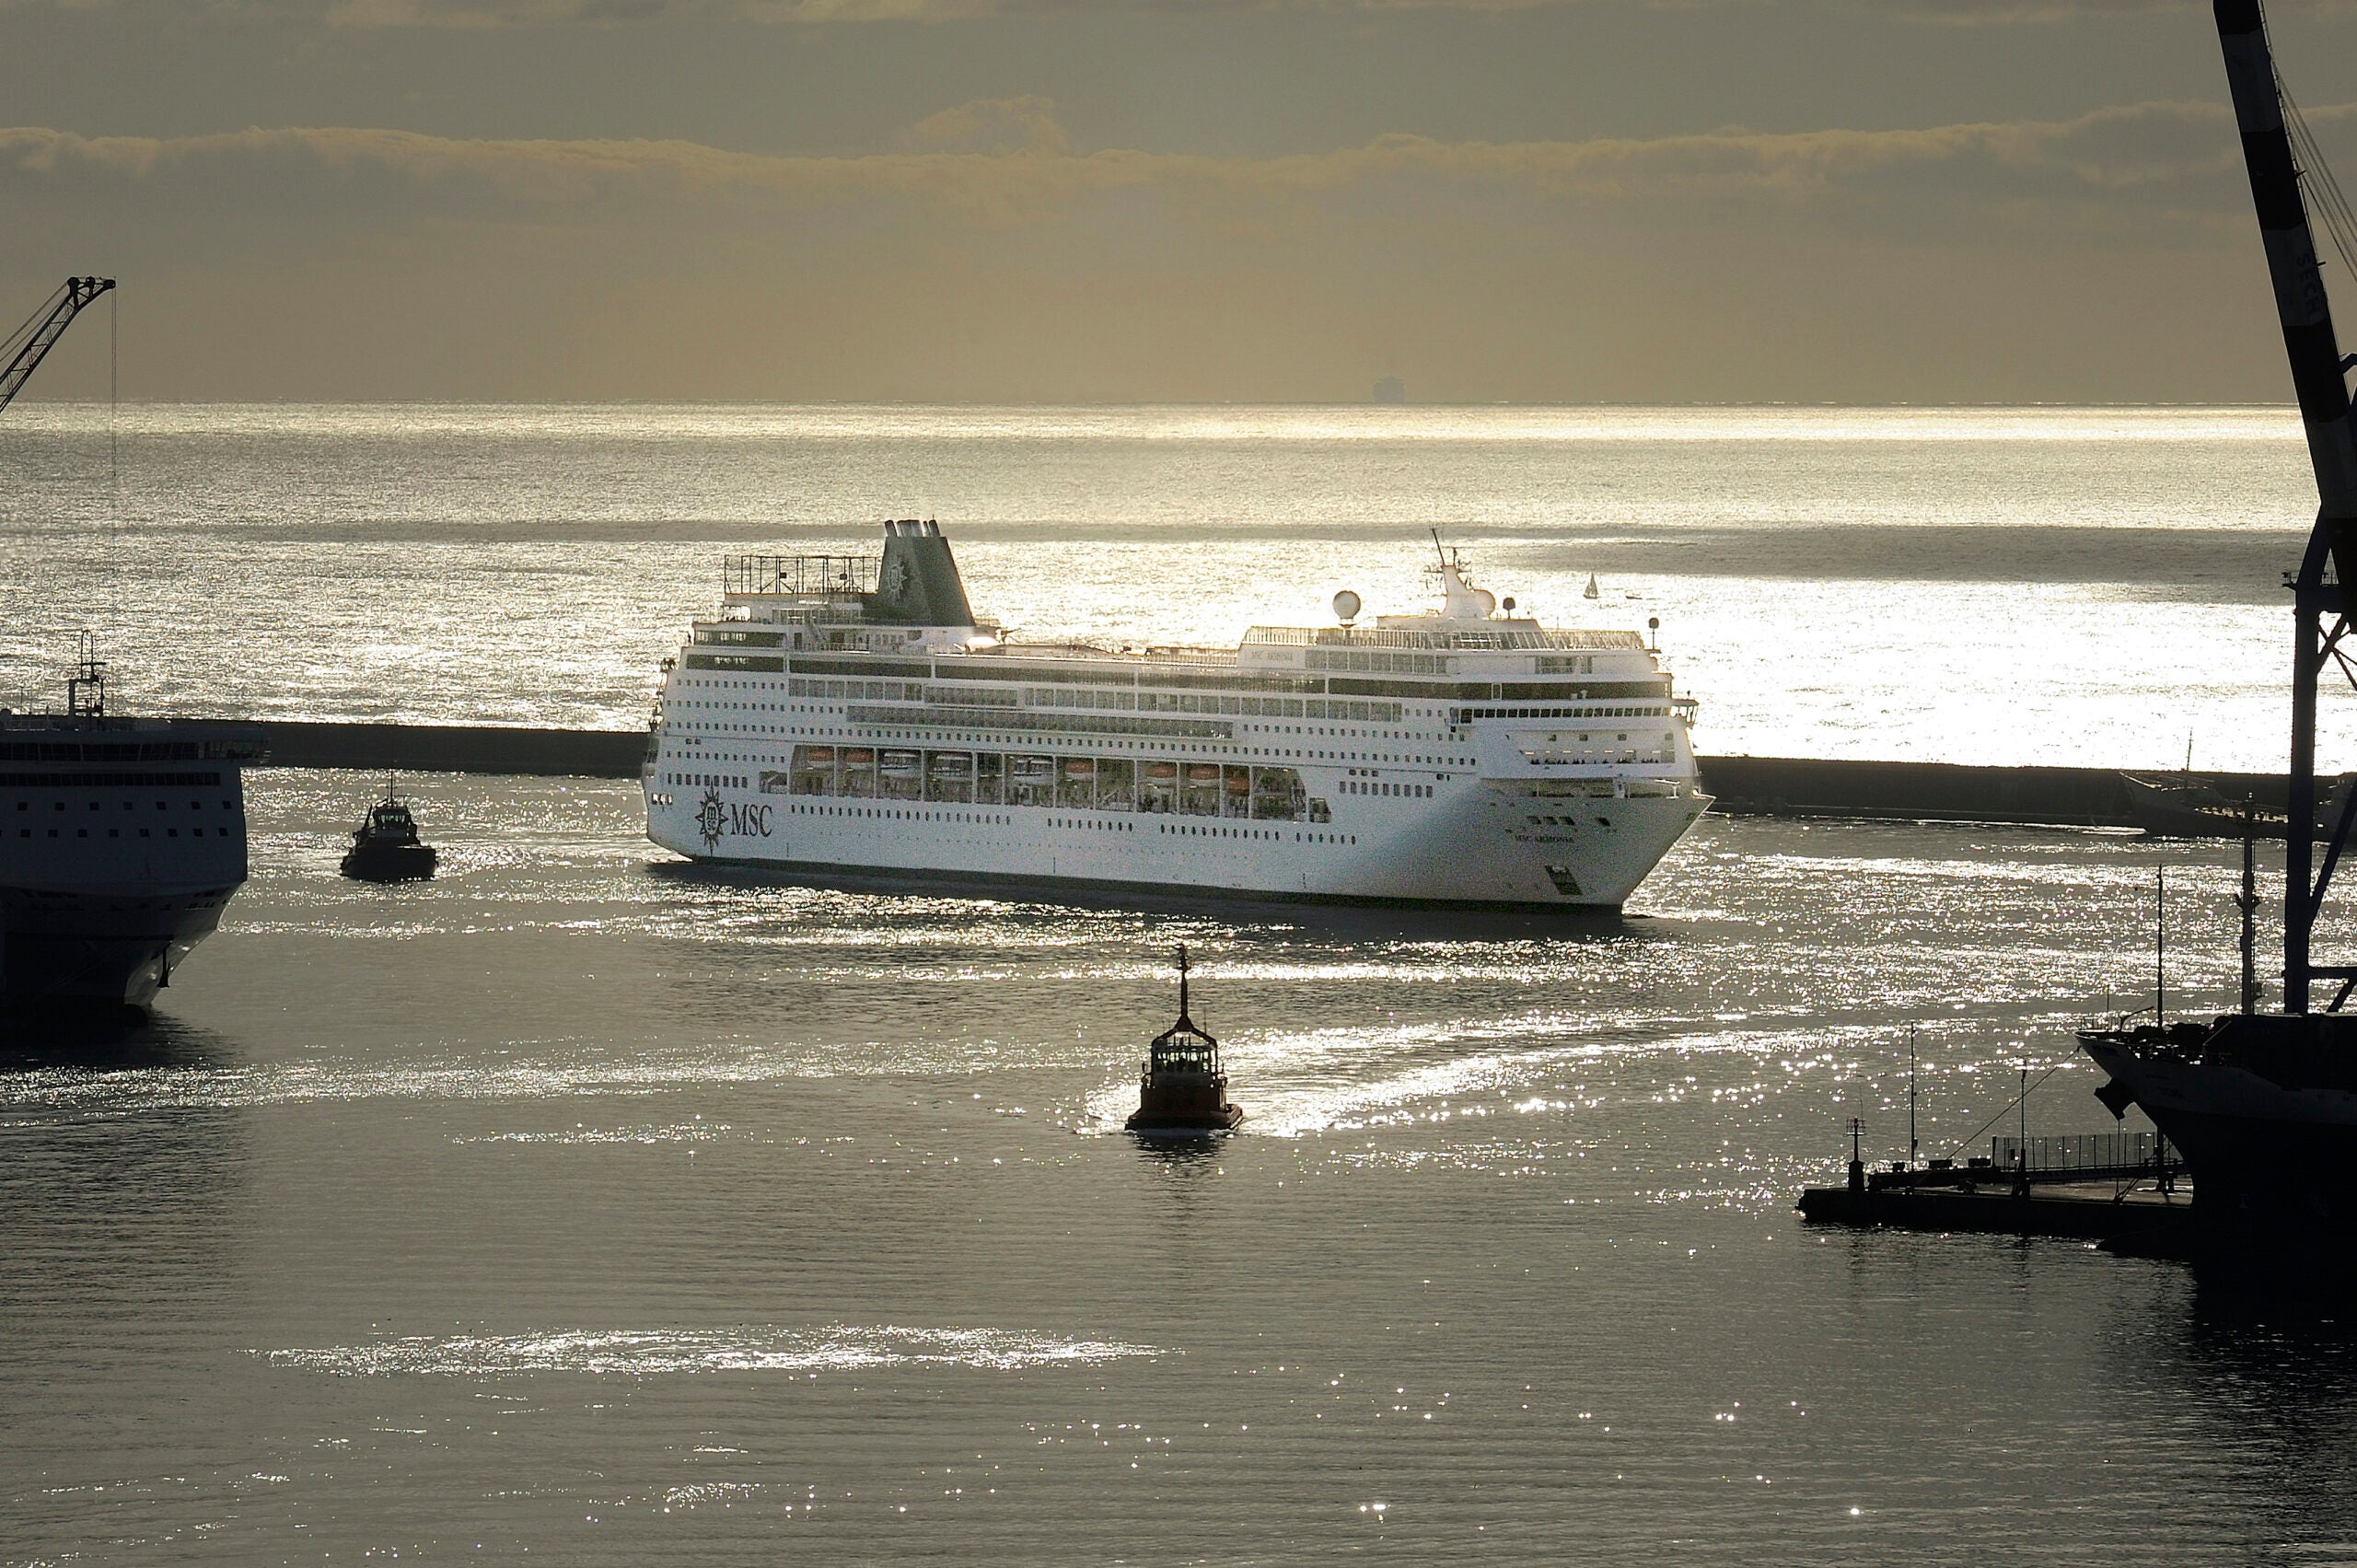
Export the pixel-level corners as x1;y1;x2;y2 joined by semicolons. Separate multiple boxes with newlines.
643;522;1710;909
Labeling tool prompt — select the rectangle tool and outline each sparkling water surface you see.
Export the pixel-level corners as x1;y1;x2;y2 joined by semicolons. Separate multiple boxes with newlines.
0;402;2344;771
5;406;2356;1563
3;776;2354;1564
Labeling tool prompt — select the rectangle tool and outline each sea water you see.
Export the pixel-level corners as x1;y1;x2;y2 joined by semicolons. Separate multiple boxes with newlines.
2;407;2352;1564
0;403;2340;772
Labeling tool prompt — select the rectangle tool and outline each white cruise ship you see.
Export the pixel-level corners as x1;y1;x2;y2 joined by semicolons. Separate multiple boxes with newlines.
643;522;1710;909
0;644;261;1007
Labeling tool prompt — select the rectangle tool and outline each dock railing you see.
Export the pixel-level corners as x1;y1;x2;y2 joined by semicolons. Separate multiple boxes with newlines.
1991;1132;2176;1181
1860;1129;2183;1194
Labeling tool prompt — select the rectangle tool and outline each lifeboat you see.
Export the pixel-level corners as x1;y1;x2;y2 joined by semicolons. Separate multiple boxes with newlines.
879;749;922;778
803;745;836;766
929;751;973;775
1013;756;1056;782
1144;761;1178;781
1185;763;1223;784
1062;758;1097;778
842;747;876;768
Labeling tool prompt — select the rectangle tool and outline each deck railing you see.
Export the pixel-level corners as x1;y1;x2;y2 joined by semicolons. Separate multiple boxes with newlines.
1991;1131;2172;1177
726;554;877;598
1244;625;1647;652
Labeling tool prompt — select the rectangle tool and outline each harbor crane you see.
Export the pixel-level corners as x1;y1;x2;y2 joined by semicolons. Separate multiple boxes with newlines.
0;276;114;415
2213;0;2357;1008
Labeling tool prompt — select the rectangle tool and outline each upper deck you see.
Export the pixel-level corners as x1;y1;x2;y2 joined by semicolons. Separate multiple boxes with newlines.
687;522;1678;705
0;714;267;766
1;638;268;767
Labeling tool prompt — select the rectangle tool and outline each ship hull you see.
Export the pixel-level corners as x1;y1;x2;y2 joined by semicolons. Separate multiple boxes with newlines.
0;882;239;1009
0;722;257;1011
341;842;437;883
1126;1109;1243;1135
647;782;1708;910
2081;1019;2357;1248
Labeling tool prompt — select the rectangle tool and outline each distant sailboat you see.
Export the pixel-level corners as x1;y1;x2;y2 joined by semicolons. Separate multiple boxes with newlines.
1583;573;1600;601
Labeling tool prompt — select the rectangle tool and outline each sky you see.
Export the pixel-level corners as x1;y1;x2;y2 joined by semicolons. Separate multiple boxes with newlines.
8;0;2357;402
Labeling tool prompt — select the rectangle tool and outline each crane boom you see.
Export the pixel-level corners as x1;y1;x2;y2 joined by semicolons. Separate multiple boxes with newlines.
0;276;115;416
2215;2;2357;563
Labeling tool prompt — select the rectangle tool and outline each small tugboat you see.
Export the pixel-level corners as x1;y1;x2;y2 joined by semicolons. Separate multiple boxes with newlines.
339;775;437;882
1125;945;1244;1136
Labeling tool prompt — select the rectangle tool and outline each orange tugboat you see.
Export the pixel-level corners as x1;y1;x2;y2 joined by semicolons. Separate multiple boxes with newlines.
1125;945;1243;1136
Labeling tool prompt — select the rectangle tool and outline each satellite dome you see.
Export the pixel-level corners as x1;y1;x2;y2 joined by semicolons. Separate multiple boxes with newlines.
1332;589;1362;624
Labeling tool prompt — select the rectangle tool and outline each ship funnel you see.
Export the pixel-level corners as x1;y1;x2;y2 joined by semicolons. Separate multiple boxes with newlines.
872;519;976;627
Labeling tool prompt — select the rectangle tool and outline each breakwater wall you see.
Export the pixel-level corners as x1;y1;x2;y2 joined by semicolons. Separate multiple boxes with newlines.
181;719;647;779
191;719;2283;830
1701;755;2282;828
1706;755;2160;828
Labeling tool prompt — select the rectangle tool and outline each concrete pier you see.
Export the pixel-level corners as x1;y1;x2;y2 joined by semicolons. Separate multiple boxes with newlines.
175;719;646;779
183;716;2262;825
1697;755;2284;828
1797;1179;2197;1256
157;719;2276;829
1698;755;2140;826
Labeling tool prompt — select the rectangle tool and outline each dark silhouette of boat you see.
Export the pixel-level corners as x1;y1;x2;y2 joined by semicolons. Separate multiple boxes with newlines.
2119;770;2353;841
2120;772;2285;840
1125;945;1242;1136
339;776;437;882
0;637;261;1008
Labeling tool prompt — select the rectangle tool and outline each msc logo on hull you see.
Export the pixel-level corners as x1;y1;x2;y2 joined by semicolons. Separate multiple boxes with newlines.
694;787;774;852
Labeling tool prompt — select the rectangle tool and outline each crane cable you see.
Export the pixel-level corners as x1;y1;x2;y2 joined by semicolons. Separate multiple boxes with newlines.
109;285;120;633
1940;1063;2065;1163
2280;71;2357;290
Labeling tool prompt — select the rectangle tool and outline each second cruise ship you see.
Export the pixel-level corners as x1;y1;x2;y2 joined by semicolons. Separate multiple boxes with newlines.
644;523;1710;909
1;641;261;1007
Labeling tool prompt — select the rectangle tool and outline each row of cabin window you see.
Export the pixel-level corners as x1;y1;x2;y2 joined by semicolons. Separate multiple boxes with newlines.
778;801;1361;848
1340;779;1434;798
778;677;1403;723
1457;705;1671;721
775;754;1319;820
17;824;232;839
16;798;231;811
1301;649;1454;674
